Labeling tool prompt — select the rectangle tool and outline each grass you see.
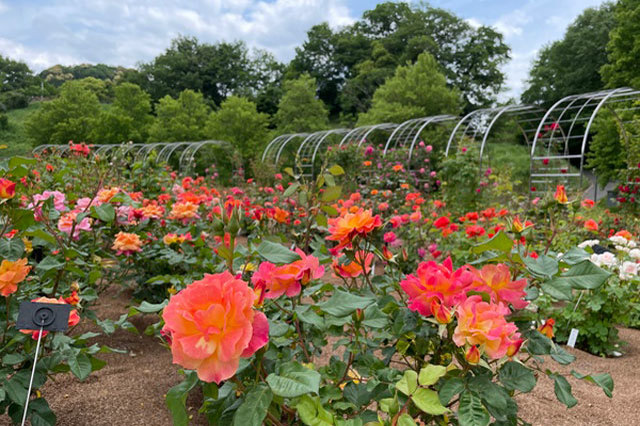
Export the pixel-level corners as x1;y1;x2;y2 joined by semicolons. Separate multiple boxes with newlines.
485;142;532;186
0;102;41;158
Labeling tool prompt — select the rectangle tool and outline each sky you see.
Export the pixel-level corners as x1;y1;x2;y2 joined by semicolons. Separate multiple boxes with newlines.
0;0;610;101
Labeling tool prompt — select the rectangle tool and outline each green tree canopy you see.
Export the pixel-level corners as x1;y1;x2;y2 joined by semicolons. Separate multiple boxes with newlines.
90;83;153;144
148;89;210;142
274;74;329;133
601;0;640;88
357;52;460;125
25;80;101;146
289;2;509;116
205;96;270;164
522;3;616;105
134;36;283;109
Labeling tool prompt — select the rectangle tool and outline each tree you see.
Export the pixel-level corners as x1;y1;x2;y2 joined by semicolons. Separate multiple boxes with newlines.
148;89;210;142
90;83;153;143
290;2;510;115
357;52;460;125
274;74;328;133
0;55;43;109
205;96;270;164
601;0;640;88
25;80;101;146
137;36;283;107
522;3;616;105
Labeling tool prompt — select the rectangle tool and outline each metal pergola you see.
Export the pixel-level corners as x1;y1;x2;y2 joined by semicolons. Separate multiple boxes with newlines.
338;123;399;147
445;104;545;173
529;87;640;194
295;129;351;178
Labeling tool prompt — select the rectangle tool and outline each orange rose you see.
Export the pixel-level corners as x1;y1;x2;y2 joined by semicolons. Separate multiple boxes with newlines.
554;185;568;204
0;258;31;296
168;202;200;221
97;187;120;202
584;219;598;232
327;208;382;249
162;272;269;383
0;178;16;199
112;232;143;255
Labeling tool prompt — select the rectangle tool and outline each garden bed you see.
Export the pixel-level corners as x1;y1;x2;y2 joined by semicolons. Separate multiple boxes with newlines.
2;285;637;426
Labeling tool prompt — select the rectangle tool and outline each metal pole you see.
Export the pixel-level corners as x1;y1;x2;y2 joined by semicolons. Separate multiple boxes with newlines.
22;325;44;426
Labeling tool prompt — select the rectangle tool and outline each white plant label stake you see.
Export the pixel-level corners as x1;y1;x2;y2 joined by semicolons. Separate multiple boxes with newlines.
567;328;579;348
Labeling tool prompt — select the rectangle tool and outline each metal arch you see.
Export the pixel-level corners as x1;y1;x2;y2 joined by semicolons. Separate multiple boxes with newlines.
445;110;478;156
262;134;288;162
274;133;308;165
157;142;190;164
338;123;398;147
32;144;58;156
405;115;457;169
135;142;169;163
529;87;640;194
178;140;234;173
297;128;350;178
94;144;121;161
383;116;454;157
477;105;541;172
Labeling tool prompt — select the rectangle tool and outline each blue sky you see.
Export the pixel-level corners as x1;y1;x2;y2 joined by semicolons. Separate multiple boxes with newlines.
0;0;610;100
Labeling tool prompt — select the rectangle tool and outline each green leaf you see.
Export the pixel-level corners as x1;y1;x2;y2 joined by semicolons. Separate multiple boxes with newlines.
571;371;613;398
561;247;591;265
321;205;338;216
412;388;448;415
266;363;321;398
166;371;199;426
321;185;341;202
555;260;611;290
316;290;374;317
233;384;273;426
458;391;490;426
328;165;345;176
24;229;57;245
9;208;36;230
255;240;300;264
68;353;92;381
90;204;115;223
398;413;417;426
130;300;168;314
438;377;464;405
35;255;64;272
540;278;573;301
523;254;559;277
293;395;334;426
395;370;418;396
283;182;300;198
29;398;57;426
9;156;37;171
550;346;575;365
418;364;447;386
471;231;513;255
315;214;328;227
552;374;577;408
498;361;536;393
283;167;294;177
0;238;25;261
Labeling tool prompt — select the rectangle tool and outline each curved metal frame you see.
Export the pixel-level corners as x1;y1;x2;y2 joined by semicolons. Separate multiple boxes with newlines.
445;105;545;173
338;123;399;147
262;133;309;164
178;140;235;173
296;129;350;177
529;87;640;194
384;115;456;157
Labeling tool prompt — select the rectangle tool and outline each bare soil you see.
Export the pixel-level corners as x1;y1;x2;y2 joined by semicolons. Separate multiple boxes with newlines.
4;285;640;425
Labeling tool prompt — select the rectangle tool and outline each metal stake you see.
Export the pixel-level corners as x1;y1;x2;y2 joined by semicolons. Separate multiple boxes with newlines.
21;324;44;426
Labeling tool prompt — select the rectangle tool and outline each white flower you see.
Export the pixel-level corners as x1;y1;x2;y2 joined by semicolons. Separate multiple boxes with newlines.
629;249;640;260
619;261;639;280
591;252;617;268
615;245;630;253
609;236;629;246
578;239;599;249
628;240;637;249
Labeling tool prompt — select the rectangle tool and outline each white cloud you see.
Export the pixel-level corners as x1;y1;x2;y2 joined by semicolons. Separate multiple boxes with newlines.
0;0;356;71
465;18;482;29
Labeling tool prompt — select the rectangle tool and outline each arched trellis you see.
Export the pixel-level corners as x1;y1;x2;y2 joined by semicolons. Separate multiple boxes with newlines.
178;140;235;172
261;133;309;165
445;105;545;173
296;128;350;177
529;87;640;194
338;123;399;147
383;115;457;171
